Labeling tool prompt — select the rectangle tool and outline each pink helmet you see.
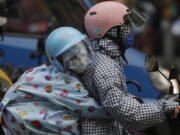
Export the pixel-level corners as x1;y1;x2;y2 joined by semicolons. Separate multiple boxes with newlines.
84;1;130;39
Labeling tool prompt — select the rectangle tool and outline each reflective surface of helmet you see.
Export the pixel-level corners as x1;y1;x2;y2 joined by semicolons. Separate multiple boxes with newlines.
45;27;91;72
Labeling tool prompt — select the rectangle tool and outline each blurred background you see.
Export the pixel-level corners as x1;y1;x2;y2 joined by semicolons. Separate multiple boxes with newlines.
0;0;180;134
0;0;180;70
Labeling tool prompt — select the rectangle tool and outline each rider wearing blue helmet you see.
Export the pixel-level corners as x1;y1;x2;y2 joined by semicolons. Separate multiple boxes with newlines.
45;27;92;73
0;27;109;135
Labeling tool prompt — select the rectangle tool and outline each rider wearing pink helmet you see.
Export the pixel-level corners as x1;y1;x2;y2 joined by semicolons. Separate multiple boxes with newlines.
80;1;180;135
84;1;146;63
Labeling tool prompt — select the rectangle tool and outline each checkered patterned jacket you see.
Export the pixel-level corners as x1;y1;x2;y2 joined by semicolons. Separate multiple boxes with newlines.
79;26;178;135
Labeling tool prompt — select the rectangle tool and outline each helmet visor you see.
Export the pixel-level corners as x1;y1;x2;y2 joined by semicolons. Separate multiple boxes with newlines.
125;8;147;28
56;38;92;73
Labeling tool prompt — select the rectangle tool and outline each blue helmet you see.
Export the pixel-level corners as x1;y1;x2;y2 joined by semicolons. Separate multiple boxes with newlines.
45;27;86;58
45;27;86;71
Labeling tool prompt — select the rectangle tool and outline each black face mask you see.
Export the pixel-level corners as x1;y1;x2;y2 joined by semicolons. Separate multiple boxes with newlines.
105;32;127;63
92;25;133;64
104;26;132;64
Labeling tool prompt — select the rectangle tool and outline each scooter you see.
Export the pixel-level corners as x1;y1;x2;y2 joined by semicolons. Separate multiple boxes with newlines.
144;55;180;135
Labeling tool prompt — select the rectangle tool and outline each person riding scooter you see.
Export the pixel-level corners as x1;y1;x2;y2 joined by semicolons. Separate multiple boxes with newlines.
82;1;180;135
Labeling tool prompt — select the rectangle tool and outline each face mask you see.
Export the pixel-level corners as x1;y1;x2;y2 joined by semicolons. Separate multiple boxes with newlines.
66;54;89;73
57;41;91;73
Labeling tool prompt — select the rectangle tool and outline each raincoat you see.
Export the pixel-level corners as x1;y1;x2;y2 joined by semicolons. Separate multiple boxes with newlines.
0;65;109;135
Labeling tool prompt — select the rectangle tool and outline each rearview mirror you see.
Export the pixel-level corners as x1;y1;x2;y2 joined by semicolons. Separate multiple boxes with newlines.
145;55;174;94
145;55;159;72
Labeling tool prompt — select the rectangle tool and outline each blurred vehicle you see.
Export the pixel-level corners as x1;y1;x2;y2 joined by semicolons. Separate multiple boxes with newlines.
125;48;161;102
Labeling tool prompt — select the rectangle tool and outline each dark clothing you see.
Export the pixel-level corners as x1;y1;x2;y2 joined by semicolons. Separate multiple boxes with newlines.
79;26;178;135
80;52;178;135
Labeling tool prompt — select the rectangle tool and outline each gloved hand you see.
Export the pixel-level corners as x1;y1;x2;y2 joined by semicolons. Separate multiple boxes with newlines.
159;94;180;119
162;94;180;119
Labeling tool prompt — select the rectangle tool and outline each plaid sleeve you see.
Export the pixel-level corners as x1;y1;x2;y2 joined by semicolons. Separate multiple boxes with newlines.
93;64;178;132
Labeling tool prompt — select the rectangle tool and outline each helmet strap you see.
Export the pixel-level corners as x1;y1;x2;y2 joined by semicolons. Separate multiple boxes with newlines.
50;57;64;72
